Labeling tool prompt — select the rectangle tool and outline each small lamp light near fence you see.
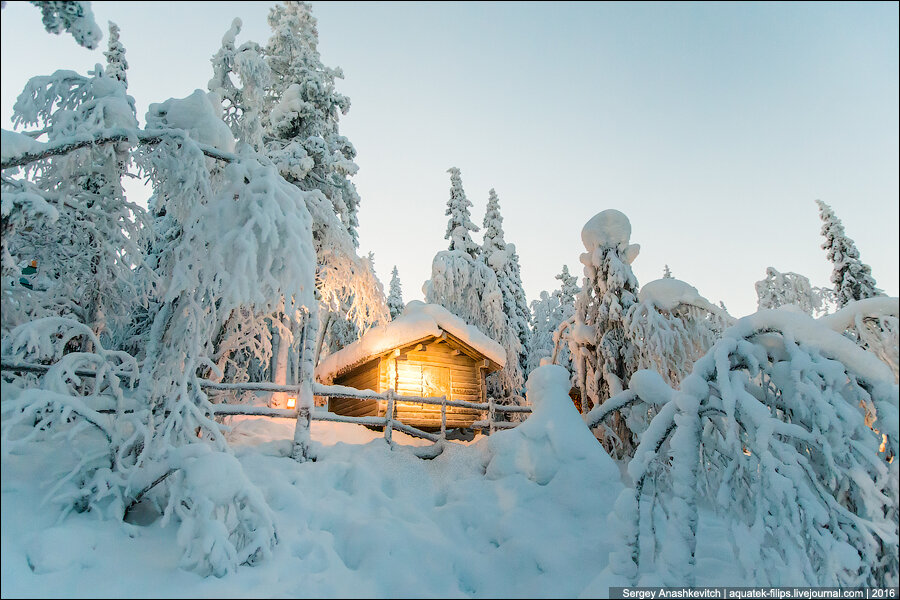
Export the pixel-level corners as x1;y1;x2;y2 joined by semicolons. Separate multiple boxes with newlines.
286;396;297;410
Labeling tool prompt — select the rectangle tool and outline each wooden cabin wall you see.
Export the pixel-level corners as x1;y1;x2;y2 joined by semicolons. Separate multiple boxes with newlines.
383;342;486;429
330;358;381;417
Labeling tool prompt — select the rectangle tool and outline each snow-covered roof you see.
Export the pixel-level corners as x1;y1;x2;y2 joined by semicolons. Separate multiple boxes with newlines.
316;301;506;382
638;277;717;313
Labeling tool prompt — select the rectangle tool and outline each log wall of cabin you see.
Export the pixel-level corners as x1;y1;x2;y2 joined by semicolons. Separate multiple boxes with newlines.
329;358;381;417
382;341;486;429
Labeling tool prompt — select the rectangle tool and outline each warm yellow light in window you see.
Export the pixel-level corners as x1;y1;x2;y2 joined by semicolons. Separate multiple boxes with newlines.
286;397;297;409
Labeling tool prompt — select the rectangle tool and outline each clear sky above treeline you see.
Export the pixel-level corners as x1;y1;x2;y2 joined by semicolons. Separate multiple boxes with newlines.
2;1;897;317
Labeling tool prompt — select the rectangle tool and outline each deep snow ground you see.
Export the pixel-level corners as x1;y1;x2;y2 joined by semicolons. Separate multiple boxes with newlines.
2;367;636;598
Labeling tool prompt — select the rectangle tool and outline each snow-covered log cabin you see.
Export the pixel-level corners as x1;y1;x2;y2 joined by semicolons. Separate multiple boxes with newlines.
315;301;506;429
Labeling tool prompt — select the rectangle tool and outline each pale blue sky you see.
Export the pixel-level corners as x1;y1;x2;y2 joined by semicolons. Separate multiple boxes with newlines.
2;1;897;317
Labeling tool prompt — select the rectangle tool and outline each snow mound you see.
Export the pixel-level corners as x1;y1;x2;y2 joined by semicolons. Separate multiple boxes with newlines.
316;300;506;382
24;524;99;574
581;209;631;250
638;277;717;312
485;365;620;485
146;89;235;152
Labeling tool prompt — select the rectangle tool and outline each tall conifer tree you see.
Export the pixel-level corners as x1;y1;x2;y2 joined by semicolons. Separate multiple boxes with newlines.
444;167;480;258
816;200;880;307
387;265;404;320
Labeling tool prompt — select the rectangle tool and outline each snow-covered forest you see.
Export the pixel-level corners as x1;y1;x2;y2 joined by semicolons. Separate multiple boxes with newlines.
1;2;898;597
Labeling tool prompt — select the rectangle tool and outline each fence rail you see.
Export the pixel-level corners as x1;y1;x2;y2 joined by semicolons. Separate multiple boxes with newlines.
1;358;531;458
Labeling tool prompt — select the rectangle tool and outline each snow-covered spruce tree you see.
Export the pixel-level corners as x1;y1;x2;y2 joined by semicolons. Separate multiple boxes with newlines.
206;10;385;383
612;310;899;587
527;291;561;374
424;168;497;335
425;173;522;405
424;249;522;405
550;264;579;372
568;209;641;458
208;4;387;376
481;188;530;397
248;2;387;366
528;265;580;377
422;177;525;403
22;1;103;49
388;265;404;319
3;65;148;345
444;167;480;258
264;0;361;248
626;277;729;389
103;21;127;87
663;264;672;279
817;200;881;307
755;266;831;316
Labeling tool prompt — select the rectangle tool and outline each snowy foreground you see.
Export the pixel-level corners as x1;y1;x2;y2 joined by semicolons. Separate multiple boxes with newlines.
2;366;748;598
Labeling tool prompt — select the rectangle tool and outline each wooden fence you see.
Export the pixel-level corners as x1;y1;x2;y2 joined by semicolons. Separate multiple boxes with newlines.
1;359;531;460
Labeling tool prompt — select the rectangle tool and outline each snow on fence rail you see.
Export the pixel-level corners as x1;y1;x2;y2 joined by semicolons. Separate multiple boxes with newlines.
0;358;531;459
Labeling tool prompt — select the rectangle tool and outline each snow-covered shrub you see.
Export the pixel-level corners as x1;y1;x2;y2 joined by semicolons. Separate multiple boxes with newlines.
1;317;145;520
627;277;729;388
820;297;899;383
484;364;622;492
615;310;899;587
163;445;276;578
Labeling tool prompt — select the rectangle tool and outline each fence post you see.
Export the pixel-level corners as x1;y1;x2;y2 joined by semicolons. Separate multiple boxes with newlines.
488;396;496;435
440;395;447;440
384;389;394;445
293;405;311;461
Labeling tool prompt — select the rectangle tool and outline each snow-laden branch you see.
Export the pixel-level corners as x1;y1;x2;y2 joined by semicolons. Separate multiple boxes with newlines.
818;296;898;333
1;127;239;170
